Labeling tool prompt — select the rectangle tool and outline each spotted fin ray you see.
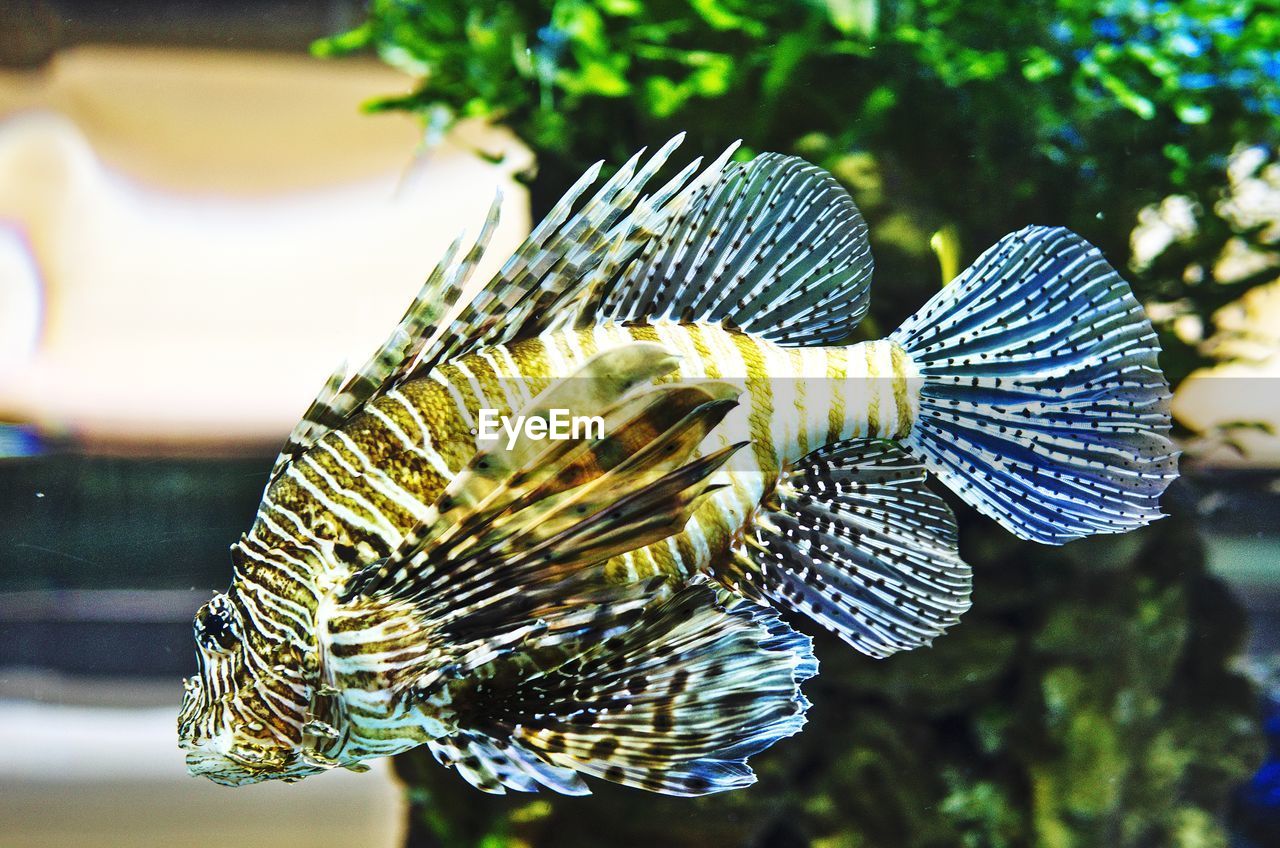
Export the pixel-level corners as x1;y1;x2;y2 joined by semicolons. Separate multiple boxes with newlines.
427;731;590;796
431;582;816;796
595;153;873;345
720;440;971;659
419;138;736;371
269;138;735;483
890;226;1178;544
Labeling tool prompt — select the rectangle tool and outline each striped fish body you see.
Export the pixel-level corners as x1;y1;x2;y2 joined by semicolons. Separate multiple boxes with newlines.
180;138;1175;794
254;323;916;588
403;323;918;584
228;323;912;763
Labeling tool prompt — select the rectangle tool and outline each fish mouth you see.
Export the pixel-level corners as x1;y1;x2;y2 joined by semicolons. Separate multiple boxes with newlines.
182;724;363;786
186;750;328;786
183;732;316;786
224;741;292;772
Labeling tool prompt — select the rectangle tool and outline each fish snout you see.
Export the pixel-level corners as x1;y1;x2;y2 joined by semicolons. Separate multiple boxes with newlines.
183;730;301;785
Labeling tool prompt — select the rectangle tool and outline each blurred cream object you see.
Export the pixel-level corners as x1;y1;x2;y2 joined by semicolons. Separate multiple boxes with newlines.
0;47;532;452
0;699;402;848
1169;147;1280;467
1131;146;1280;468
1175;278;1280;467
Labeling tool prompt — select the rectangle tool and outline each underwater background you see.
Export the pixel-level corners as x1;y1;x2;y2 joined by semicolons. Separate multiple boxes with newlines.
1;1;1279;846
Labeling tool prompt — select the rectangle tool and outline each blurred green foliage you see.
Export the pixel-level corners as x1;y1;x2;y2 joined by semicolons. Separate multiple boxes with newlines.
318;0;1280;388
316;2;1275;846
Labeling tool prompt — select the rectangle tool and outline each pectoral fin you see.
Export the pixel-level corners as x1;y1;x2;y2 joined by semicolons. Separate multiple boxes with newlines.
339;343;745;651
429;583;816;797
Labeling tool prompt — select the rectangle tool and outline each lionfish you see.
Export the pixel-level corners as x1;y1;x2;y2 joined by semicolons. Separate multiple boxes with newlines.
178;136;1176;796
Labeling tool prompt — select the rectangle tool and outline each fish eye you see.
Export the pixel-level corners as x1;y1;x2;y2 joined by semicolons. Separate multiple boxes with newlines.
196;597;238;652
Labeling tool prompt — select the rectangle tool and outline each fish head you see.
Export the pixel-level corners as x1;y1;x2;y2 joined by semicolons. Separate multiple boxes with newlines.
178;588;337;785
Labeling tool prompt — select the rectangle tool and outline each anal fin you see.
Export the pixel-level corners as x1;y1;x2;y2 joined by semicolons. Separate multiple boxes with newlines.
720;440;972;659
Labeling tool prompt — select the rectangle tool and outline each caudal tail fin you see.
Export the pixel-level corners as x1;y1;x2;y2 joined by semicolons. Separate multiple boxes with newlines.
889;226;1178;545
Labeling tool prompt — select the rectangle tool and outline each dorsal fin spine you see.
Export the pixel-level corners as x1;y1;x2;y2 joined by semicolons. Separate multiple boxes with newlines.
592;153;872;346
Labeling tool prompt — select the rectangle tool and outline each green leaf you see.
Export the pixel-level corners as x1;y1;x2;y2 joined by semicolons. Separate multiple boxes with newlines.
1096;67;1157;120
555;2;607;51
687;0;765;35
763;32;811;100
311;22;372;58
598;0;642;16
644;76;686;118
1174;99;1212;125
689;53;734;97
861;84;897;119
1020;46;1062;83
377;44;433;78
573;57;632;96
823;0;878;37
